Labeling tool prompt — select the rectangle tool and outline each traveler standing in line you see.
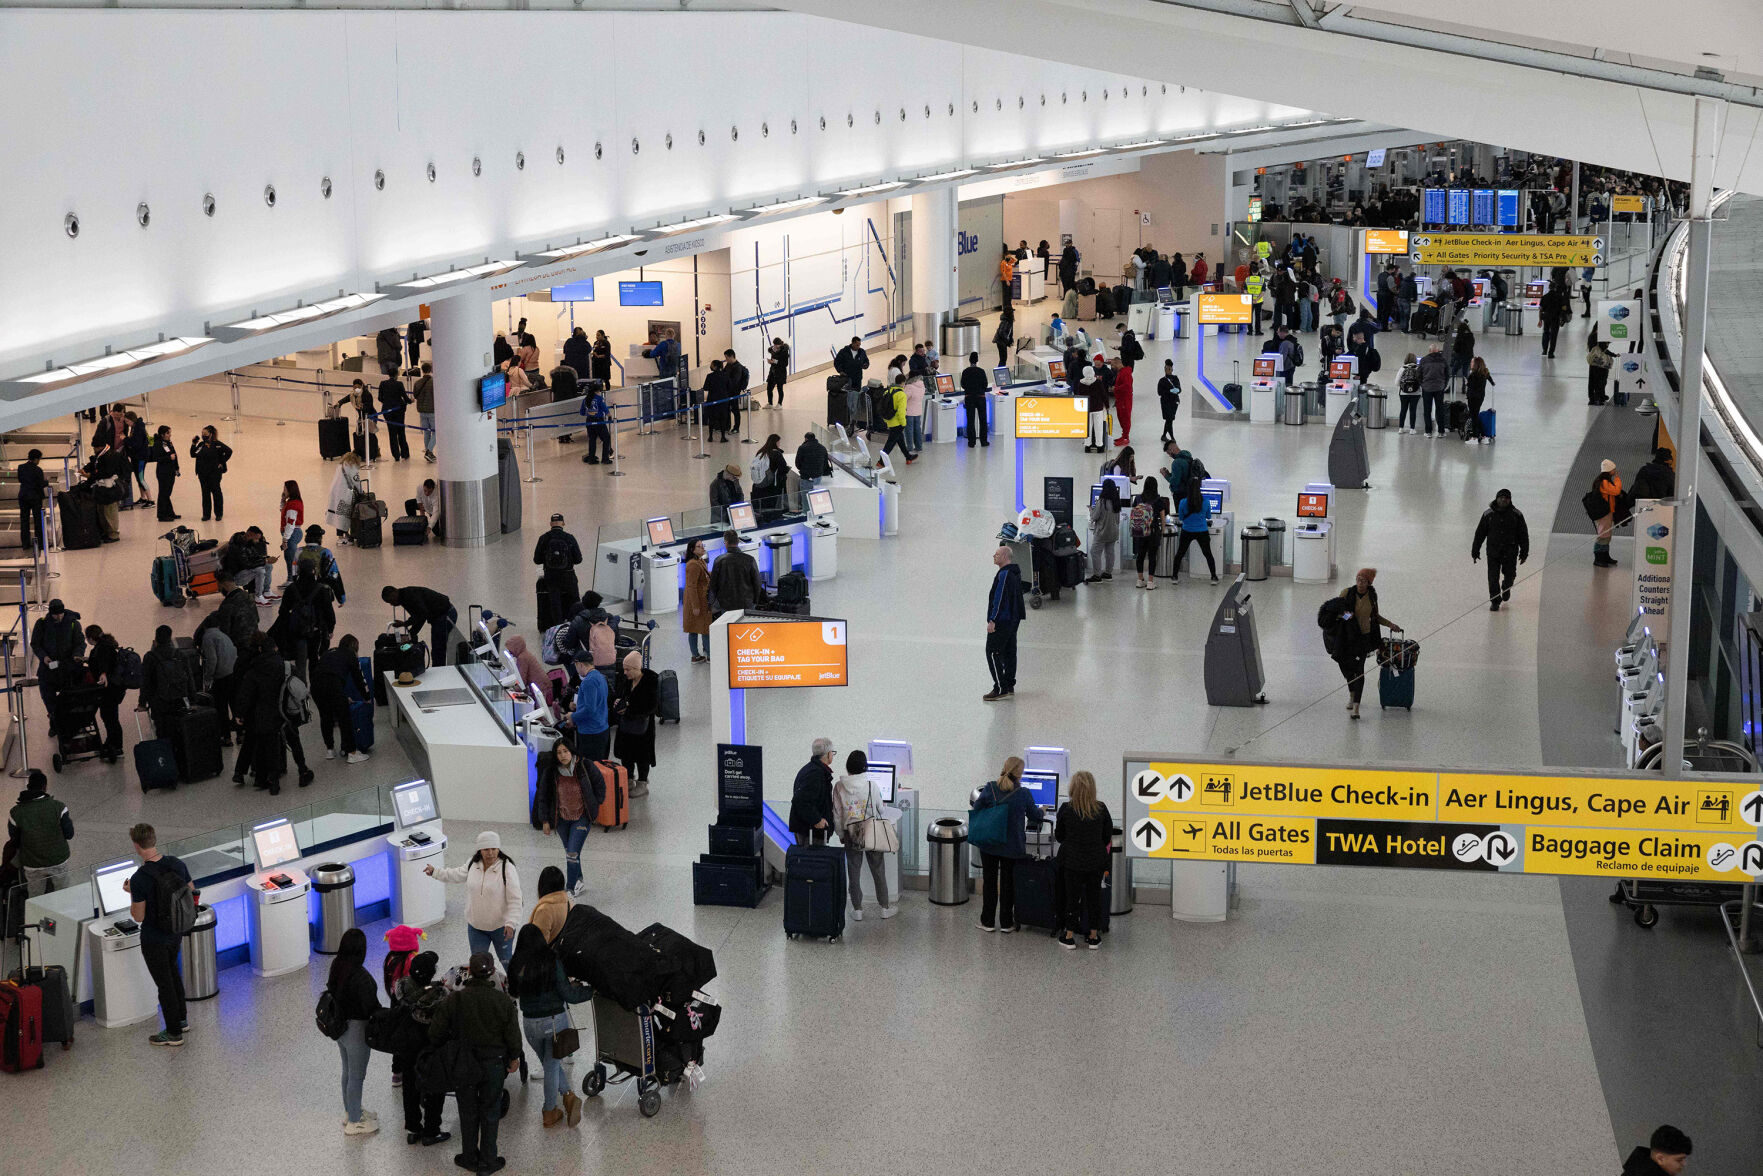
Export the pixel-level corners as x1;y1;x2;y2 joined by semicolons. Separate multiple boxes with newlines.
527;865;570;943
376;327;403;378
1085;479;1121;585
429;952;522;1175
788;737;837;845
960;352;991;448
533;513;584;617
278;481;304;585
1631;447;1676;501
562;327;592;388
752;434;790;521
276;561;336;686
390;951;450;1147
590;330;613;385
15;448;47;550
7;769;74;894
1620;1125;1693;1176
1591;460;1624;568
381;585;457;666
507;924;590;1130
82;624;127;762
1170;252;1188;302
1157;360;1182;443
833;336;869;424
313;634;371;764
324;927;382;1136
426;832;523;965
647;328;676;381
1463;357;1494;444
1417;344;1451;438
567;659;611;763
518;333;543;387
379;370;412;462
123;411;152;506
1333;568;1400;720
30;598;83;737
972;756;1043;933
903;370;929;456
611;651;657;798
532;739;601;897
1058;244;1079;295
138;624;192;742
88;442;129;542
189;425;232;523
1080;366;1110;454
835;749;897;921
1471;489;1529;611
1397;270;1418;334
122;822;194;1047
1395;353;1422;434
1172;480;1219;584
1129;476;1168;591
702;360;731;443
707;529;764;618
413;361;436;463
1587;332;1615;406
722;348;750;439
1054;770;1112;949
232;632;295;794
1449;320;1475;390
984;545;1025;701
795;430;832;491
765;337;790;408
682;539;712;664
1036;240;1052;281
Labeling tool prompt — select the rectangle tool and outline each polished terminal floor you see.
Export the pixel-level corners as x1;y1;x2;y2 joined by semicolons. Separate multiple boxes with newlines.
7;292;1748;1174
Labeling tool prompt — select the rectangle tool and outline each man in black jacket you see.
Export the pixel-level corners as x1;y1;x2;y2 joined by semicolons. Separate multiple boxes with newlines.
707;531;764;617
430;952;522;1175
189;426;232;523
1620;1125;1691;1176
382;585;457;665
794;432;833;485
533;513;583;617
230;634;291;794
984;545;1026;701
722;348;750;438
833;337;869;424
1470;489;1530;612
378;372;412;462
960;352;992;448
562;327;593;382
1631;448;1676;501
788;737;836;844
1117;328;1145;370
30;600;84;735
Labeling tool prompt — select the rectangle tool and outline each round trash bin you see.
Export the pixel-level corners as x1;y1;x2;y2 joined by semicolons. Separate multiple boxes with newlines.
1262;517;1288;567
181;903;220;1001
1282;387;1306;426
1505;303;1525;336
1304;380;1326;417
1241;525;1269;581
763;532;795;588
1365;391;1388;429
1109;826;1133;915
927;819;970;906
941;318;981;362
311;862;356;954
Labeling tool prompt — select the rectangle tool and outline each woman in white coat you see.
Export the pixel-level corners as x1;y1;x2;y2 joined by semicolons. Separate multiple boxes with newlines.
424;831;523;964
324;452;362;544
834;750;896;922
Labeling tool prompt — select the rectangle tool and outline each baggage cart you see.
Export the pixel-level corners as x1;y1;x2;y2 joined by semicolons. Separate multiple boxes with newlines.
1615;732;1756;927
51;685;107;771
580;995;666;1118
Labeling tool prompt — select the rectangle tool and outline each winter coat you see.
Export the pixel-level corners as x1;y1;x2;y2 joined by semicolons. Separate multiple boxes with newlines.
1417;352;1451;394
231;650;289;734
1471;501;1530;561
682;557;712;636
1631;459;1675;501
788;758;836;840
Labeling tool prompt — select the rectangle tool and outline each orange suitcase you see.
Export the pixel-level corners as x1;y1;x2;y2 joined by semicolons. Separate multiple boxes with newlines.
592;760;629;830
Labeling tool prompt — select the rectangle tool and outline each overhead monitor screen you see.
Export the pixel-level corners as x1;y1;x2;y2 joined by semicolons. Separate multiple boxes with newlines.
1447;189;1471;226
1472;189;1495;227
726;618;849;689
646;516;676;546
1497;189;1522;227
618;281;664;307
479;371;507;412
1020;771;1058;809
391;780;439;829
1297;492;1329;519
1422;188;1448;224
550;280;595;302
251;819;302;871
94;860;136;916
1195;293;1253;325
1363;229;1409;255
935;374;955;394
726;502;756;532
867;762;898;804
1014;396;1088;440
1365;148;1387;168
806;488;834;517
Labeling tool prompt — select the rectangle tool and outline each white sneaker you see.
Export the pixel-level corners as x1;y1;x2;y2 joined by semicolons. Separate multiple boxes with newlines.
570;880;585;899
851;908;864;921
346;751;369;765
254;595;271;606
1464;437;1475;444
879;905;898;920
323;748;335;760
343;1119;378;1136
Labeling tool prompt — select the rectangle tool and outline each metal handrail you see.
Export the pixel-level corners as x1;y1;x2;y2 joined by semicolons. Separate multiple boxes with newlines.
1720;896;1763;1045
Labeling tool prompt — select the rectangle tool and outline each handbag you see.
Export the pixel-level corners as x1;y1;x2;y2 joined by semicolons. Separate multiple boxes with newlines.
967;799;1011;852
617;713;648;736
551;1025;581;1059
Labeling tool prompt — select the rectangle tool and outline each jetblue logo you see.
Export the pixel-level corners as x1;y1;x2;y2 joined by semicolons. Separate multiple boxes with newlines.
1647;524;1670;540
1608;305;1630;320
957;231;979;256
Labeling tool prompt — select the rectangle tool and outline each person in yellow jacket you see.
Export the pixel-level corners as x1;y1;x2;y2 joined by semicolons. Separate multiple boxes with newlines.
877;383;914;468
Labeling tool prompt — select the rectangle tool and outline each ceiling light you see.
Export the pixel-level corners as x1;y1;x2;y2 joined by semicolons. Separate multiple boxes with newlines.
209;293;383;343
834;181;907;197
914;168;977;184
381;260;524;297
1112;139;1168;151
533;235;641;261
736;196;827;219
642;214;738;240
986;157;1044;171
1053;148;1106;159
0;336;213;400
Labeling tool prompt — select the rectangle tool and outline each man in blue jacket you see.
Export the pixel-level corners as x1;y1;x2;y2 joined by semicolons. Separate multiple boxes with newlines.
984;546;1026;701
568;658;610;762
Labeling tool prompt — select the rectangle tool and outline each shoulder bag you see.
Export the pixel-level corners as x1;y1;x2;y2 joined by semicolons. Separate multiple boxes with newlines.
967;796;1011;853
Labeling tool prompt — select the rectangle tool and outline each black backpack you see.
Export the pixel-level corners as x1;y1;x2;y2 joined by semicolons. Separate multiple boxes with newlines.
156;863;198;935
1581;488;1610;521
315;988;349;1040
544;536;573;573
1291;339;1305;368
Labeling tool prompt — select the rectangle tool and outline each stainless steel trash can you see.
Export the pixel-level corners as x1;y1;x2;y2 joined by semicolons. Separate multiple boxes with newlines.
927;819;970;906
1109;826;1133;915
1282;387;1306;426
1304;379;1326;417
763;532;794;589
1506;304;1524;335
1262;518;1287;567
311;862;356;954
1241;525;1269;581
1366;391;1388;429
940;318;981;363
181;903;220;1000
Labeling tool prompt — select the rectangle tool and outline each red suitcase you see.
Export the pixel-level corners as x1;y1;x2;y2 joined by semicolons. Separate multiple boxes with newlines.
593;760;630;830
0;980;44;1072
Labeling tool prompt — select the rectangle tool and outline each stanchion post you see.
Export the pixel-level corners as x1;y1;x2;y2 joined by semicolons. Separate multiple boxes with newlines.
739;386;756;444
693;391;710;460
608;405;625;477
523;401;542;484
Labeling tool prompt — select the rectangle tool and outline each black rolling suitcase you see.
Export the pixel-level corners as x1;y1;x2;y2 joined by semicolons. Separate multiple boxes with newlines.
133;714;178;792
825;378;851;432
1095;288;1115;319
655;668;680;723
1014;857;1061;931
58;487;103;551
1112;284;1133;314
783;842;846;941
352;428;380;462
372;630;428;704
318;416;350;460
171;704;223;782
391;517;426;546
536;579;565;633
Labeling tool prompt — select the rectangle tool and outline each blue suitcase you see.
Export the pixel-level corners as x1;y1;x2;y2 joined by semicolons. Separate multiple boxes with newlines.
134;734;179;792
1478;408;1496;439
350;699;375;751
783;843;846;941
1378;662;1416;709
150;555;185;608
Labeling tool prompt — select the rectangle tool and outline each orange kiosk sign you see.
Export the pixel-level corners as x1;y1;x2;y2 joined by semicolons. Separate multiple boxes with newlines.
1195;293;1253;325
1363;229;1410;255
727;618;849;689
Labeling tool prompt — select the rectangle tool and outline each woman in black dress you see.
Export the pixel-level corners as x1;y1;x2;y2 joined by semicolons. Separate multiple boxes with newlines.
610;650;658;797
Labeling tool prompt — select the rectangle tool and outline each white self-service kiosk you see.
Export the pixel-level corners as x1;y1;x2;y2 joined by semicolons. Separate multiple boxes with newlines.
639;516;680;616
1292;483;1337;583
86;859;161;1028
386;779;448;927
804;487;839;580
244;817;311;978
1187;480;1235;575
1325;356;1358;418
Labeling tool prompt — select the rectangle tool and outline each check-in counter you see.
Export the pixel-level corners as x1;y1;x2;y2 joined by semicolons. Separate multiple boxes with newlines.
384;664;530;825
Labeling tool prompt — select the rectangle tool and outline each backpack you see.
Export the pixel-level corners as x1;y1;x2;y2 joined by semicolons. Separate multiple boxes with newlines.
1582;488;1610;521
541;623;568;666
281;666;311;725
156;650;194;705
315;988;349;1040
114;645;145;690
749;451;770;485
543;536;573;573
155;861;198;935
1129;502;1155;538
1363;348;1382;374
1290;339;1305;368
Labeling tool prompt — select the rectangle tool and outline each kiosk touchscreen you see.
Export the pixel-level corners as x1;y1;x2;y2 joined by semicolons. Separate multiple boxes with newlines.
727;502;757;532
250;818;301;872
993;366;1012;389
1047;360;1066;383
1202;488;1224;514
645;516;676;547
1156;286;1175;306
1297;492;1329;519
935;374;955;395
391;779;440;829
807;488;834;517
1252;358;1277;379
1020;770;1058;809
1328;359;1355;383
867;762;898;803
93;860;136;918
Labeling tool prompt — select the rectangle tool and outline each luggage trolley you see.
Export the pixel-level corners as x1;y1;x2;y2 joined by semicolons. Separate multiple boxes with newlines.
1613;730;1757;928
581;996;666;1118
51;684;107;771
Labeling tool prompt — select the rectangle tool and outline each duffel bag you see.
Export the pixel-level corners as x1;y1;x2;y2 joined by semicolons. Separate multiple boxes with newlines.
555;905;666;1012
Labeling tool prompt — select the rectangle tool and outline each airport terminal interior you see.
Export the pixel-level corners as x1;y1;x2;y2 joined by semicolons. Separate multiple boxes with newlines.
3;3;1763;1174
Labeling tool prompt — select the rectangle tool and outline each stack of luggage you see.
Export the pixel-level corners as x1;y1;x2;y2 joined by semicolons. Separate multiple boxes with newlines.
352;487;387;549
766;571;810;616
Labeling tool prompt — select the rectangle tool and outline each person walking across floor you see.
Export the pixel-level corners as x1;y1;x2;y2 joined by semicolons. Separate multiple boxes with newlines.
789;737;837;845
189;425;232;523
1157;360;1181;443
1330;568;1401;720
7;770;74;895
507;924;591;1130
971;756;1043;932
1054;770;1112;949
1085;479;1121;584
428;951;522;1175
123;822;194;1047
322;927;382;1136
1471;489;1529;611
835;749;897;921
533;514;583;619
412;361;436;462
876;382;911;468
532;738;602;898
426;832;523;965
1129;476;1168;590
1540;279;1571;358
610;651;657;797
984;545;1025;701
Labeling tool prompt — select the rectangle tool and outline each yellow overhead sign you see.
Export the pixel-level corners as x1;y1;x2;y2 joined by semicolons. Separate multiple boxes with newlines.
1611;194;1646;214
1408;233;1603;267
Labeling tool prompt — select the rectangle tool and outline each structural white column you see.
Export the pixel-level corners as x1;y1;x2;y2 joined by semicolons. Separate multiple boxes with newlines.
428;283;502;547
909;187;958;347
1662;96;1723;773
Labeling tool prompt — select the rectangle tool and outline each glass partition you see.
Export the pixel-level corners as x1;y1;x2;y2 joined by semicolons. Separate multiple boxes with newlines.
451;618;526;743
305;785;390;854
165;821;251;883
